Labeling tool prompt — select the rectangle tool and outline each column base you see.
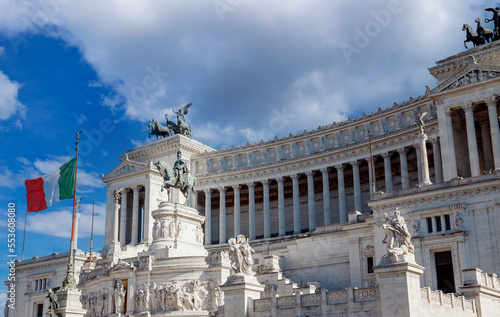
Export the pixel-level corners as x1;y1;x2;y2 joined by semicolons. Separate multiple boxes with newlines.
221;274;265;317
54;288;86;317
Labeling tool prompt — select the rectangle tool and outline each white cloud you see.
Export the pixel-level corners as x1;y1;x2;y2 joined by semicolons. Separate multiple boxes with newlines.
24;202;106;238
0;156;104;190
0;0;491;148
0;71;26;120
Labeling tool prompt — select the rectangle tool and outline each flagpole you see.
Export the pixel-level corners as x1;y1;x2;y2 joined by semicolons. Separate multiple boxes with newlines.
21;212;27;261
87;195;95;263
368;128;376;196
62;131;81;289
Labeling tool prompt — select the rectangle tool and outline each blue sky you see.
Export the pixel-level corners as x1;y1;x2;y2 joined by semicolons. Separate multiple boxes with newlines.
0;0;492;307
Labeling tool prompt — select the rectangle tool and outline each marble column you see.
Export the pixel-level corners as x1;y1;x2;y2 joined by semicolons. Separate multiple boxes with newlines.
291;174;301;234
321;168;331;225
336;164;347;223
431;138;443;183
415;144;422;184
463;103;480;176
486;98;500;170
382;152;393;192
351;161;362;212
112;192;120;244
142;182;152;244
247;182;256;240
219;186;226;244
444;108;458;179
479;116;494;172
418;133;432;185
398;148;409;190
306;171;316;232
263;180;271;238
277;177;286;236
365;157;375;199
119;188;128;245
204;189;212;245
131;185;140;245
233;185;241;237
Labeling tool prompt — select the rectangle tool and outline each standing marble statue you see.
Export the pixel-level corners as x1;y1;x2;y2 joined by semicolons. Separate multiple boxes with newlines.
114;281;126;313
380;208;414;261
228;234;255;276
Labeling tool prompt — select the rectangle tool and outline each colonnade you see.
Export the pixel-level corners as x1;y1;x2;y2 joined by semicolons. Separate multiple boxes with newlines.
443;99;500;179
201;140;443;245
110;184;150;246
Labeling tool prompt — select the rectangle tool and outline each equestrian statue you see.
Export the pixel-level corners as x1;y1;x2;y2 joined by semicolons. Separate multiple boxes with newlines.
154;150;196;205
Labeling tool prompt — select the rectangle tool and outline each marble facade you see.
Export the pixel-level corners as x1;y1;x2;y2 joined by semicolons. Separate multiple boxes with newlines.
7;41;500;317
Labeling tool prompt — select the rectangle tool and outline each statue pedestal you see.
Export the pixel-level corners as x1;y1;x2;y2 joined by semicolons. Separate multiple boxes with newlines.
221;275;265;317
148;201;207;258
374;261;424;317
54;288;86;317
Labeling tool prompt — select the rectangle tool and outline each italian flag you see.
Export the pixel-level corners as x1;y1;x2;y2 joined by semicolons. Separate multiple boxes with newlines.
25;158;77;212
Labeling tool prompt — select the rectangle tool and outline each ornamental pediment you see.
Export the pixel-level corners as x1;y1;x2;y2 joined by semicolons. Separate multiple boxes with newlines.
109;261;135;273
432;63;500;94
102;160;152;182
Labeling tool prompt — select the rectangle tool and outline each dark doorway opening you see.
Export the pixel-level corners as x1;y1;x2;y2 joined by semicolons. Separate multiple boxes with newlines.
435;251;456;293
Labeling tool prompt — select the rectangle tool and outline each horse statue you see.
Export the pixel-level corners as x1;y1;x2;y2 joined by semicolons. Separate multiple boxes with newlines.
475;18;494;43
154;153;196;204
165;114;181;134
148;118;171;139
463;24;485;49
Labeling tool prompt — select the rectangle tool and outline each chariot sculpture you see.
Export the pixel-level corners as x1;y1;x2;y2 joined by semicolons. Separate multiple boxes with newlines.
149;103;193;139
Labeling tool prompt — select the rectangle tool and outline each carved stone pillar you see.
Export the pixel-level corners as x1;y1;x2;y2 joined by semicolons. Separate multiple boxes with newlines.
463;103;480;176
306;171;316;232
418;133;432;185
141;181;153;245
233;185;241;237
291;174;301;234
120;188;128;245
444;108;458;179
351;161;362;212
479;116;494;172
247;182;256;240
336;164;347;223
204;189;212;245
112;192;120;245
486;98;500;170
382;152;393;192
415;144;422;184
321;168;331;225
431;138;443;183
276;177;286;236
131;185;140;245
262;180;271;238
219;186;226;244
398;148;409;190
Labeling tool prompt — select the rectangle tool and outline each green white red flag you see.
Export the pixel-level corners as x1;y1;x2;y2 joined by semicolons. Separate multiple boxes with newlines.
25;158;76;212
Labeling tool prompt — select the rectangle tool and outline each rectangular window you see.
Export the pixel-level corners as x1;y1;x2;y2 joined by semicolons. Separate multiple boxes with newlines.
427;217;433;233
36;303;44;317
367;257;374;273
435;216;442;232
444;215;451;231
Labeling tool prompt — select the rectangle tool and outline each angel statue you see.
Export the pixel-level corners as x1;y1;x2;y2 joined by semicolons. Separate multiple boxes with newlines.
46;287;60;317
417;112;427;133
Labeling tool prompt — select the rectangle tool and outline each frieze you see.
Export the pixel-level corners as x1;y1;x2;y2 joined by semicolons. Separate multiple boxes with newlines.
372;185;500;212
